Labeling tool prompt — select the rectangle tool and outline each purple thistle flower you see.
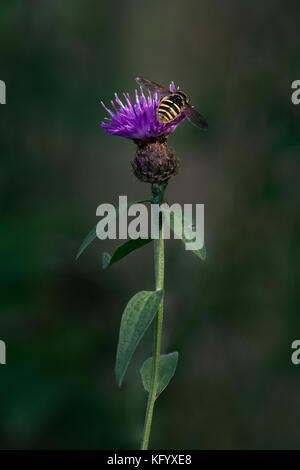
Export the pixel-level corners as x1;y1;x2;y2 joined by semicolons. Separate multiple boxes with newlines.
101;81;186;142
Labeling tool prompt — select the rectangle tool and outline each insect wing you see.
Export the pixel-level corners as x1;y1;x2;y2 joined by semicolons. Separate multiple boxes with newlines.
135;77;169;97
184;104;208;130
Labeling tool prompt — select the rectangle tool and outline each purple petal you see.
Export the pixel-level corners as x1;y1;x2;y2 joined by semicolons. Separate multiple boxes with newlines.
101;81;186;142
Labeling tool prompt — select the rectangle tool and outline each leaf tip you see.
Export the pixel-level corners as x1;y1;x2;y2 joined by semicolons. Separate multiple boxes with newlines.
102;252;111;269
199;245;206;260
115;367;123;388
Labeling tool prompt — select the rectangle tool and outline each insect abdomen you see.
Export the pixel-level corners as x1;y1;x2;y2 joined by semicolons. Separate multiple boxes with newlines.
157;93;185;123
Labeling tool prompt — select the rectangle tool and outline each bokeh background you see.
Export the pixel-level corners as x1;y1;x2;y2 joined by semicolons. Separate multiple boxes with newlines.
1;0;300;450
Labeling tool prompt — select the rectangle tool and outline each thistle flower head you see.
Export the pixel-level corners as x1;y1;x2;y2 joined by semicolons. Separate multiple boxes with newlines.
101;81;186;143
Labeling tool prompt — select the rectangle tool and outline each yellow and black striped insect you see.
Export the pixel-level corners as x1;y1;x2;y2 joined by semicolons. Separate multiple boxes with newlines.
136;77;208;130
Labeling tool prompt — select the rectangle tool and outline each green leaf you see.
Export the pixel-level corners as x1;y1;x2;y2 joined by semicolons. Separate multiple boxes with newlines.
192;242;206;261
76;225;97;260
102;238;152;269
163;206;206;260
76;199;151;259
115;290;163;387
140;352;179;398
102;252;111;269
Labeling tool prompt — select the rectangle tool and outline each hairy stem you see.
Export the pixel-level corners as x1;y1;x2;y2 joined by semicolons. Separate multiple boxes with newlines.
141;182;166;450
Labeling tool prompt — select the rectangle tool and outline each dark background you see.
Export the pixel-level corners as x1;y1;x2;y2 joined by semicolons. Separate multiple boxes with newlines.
1;0;300;450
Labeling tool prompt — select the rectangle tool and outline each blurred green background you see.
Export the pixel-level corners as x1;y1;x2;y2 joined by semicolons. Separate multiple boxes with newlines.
1;0;300;450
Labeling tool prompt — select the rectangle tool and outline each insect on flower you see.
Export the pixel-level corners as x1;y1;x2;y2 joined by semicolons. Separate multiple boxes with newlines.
101;80;186;142
100;78;208;183
136;77;208;130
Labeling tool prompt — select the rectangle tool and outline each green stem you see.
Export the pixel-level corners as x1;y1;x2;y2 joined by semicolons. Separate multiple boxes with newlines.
141;182;166;450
